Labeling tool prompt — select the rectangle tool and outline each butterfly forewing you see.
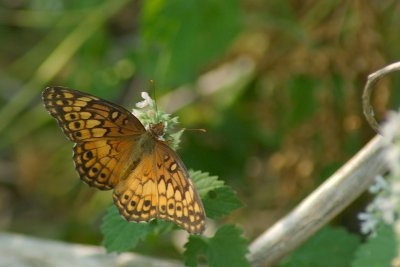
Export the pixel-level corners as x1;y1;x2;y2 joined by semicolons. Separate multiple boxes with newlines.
73;139;136;190
42;87;145;142
43;86;206;234
43;87;146;191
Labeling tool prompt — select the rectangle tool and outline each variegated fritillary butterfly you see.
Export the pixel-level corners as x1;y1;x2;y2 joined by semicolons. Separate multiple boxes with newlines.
42;86;205;234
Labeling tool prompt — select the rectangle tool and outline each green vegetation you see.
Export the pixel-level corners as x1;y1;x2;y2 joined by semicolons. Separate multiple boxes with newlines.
1;0;400;266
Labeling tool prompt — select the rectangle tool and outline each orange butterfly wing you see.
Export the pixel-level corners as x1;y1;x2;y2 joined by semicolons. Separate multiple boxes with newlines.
155;143;205;234
42;86;145;141
72;139;137;190
42;87;145;189
113;142;206;234
43;86;206;234
112;152;159;222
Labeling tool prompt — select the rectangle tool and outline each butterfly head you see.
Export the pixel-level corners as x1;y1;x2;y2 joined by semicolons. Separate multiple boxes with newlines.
148;121;165;138
133;92;183;150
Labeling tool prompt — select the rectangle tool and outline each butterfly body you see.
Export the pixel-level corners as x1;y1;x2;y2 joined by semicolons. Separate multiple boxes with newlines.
136;128;160;155
42;87;206;234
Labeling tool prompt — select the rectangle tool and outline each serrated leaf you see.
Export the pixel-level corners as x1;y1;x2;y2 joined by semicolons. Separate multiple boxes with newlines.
208;225;250;267
190;170;243;219
184;225;249;267
101;206;153;252
202;186;243;219
101;206;175;252
351;224;396;267
169;128;184;150
184;235;208;267
279;226;360;267
190;170;224;197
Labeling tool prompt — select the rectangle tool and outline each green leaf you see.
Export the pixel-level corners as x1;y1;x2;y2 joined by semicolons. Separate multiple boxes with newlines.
190;170;243;218
184;225;249;267
351;224;396;267
190;170;224;197
202;186;244;219
101;206;174;252
279;226;360;267
184;235;208;267
101;206;153;252
207;225;250;267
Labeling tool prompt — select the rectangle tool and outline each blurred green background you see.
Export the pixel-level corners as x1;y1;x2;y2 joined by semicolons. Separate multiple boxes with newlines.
1;0;400;259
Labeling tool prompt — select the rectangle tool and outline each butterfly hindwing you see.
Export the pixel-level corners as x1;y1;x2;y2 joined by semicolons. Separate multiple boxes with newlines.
154;143;206;234
112;143;206;234
113;153;159;222
42;86;145;142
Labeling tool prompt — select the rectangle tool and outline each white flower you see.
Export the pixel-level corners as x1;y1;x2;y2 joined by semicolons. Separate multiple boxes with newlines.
381;111;400;144
358;212;378;234
374;196;396;224
359;110;400;238
369;175;388;193
135;92;154;109
132;91;157;119
381;111;400;175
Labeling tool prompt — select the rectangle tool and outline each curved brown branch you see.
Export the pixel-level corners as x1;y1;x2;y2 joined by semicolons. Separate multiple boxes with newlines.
362;61;400;134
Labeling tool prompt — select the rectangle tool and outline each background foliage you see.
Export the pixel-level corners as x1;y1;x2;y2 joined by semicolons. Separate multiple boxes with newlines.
1;0;400;265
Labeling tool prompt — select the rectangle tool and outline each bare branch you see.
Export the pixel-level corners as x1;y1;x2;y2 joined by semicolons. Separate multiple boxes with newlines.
0;232;183;267
362;61;400;134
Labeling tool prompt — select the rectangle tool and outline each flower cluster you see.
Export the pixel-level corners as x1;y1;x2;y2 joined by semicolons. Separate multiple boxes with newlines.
132;92;184;150
359;111;400;235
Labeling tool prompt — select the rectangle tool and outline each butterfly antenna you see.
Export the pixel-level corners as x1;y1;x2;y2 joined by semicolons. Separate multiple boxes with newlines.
183;128;207;133
150;80;158;114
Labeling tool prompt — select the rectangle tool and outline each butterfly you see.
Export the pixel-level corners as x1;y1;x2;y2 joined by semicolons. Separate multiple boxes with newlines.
42;86;206;234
